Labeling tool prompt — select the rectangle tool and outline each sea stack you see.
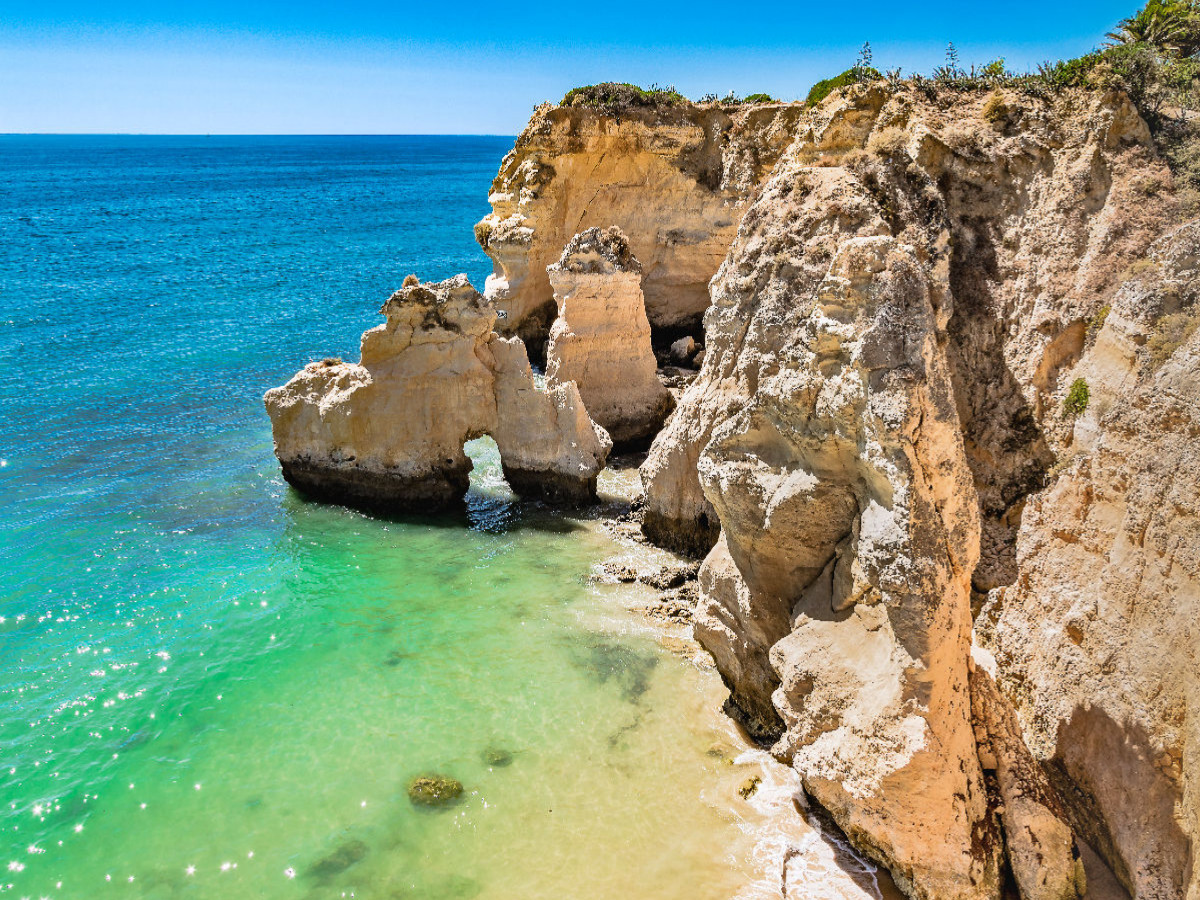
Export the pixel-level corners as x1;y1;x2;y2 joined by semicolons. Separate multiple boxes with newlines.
263;275;611;511
545;227;675;450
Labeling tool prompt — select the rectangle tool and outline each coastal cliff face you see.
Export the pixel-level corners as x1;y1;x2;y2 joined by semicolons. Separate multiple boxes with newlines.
474;100;806;355
264;276;611;510
525;83;1193;899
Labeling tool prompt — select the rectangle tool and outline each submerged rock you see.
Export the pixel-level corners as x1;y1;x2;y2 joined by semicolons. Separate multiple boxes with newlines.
546;227;675;450
572;638;660;704
382;649;408;668
407;774;464;808
264;276;611;513
305;839;368;879
391;874;483;899
481;747;514;768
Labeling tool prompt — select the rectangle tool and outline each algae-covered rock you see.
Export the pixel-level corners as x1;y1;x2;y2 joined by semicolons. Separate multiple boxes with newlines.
407;774;464;808
738;775;761;800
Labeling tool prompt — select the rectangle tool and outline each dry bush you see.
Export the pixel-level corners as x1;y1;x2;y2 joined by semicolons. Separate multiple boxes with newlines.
982;90;1010;127
1146;307;1200;369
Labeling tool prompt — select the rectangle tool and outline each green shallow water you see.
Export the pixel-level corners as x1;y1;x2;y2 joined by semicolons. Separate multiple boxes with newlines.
3;444;762;900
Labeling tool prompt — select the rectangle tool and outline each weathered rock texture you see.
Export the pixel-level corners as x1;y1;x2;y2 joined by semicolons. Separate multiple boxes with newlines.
625;82;1196;899
971;654;1087;900
977;220;1200;900
264;275;611;511
475;100;806;355
545;226;675;449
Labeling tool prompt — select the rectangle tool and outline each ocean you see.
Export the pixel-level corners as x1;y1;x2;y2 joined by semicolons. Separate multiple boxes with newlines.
0;135;881;900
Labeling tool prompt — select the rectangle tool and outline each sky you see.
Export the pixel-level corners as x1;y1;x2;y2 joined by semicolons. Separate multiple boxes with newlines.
2;1;1138;134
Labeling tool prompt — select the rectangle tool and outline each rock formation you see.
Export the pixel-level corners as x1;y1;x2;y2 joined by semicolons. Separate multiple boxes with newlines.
625;82;1194;899
545;226;675;449
264;275;611;511
474;99;806;355
970;654;1088;900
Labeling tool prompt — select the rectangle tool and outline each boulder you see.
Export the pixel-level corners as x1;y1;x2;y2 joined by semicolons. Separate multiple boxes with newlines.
669;335;698;365
407;774;464;808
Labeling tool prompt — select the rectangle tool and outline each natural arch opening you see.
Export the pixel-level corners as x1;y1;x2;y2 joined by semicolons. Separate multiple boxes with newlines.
464;435;517;530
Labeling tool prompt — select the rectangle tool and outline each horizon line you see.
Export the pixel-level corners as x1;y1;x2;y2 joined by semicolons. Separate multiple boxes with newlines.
0;132;519;138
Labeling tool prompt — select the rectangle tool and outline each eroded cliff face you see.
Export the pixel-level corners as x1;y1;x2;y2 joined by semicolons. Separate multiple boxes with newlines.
272;79;1198;900
474;100;806;356
976;221;1200;900
264;276;611;511
621;83;1195;899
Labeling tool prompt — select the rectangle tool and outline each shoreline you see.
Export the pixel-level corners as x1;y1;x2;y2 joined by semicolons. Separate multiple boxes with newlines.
566;453;906;900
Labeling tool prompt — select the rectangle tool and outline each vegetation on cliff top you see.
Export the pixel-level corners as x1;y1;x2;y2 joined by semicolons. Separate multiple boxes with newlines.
561;82;777;112
562;83;687;114
559;3;1200;195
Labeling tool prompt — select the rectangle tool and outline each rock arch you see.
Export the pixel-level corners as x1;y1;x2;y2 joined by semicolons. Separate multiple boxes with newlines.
264;275;611;513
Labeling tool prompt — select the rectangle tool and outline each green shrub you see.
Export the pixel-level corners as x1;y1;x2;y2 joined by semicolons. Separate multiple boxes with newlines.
1036;51;1106;89
473;220;492;249
1088;304;1112;338
806;66;882;106
742;92;776;103
1107;0;1200;55
980;58;1009;80
1063;378;1091;417
561;83;685;113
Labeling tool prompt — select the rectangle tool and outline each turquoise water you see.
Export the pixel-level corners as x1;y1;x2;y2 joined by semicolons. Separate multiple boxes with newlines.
0;136;779;899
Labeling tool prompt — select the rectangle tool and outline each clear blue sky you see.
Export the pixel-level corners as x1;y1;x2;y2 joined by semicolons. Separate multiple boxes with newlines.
2;1;1136;134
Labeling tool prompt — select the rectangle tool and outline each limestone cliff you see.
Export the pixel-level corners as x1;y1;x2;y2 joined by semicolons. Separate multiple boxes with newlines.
264;275;611;511
977;220;1200;900
474;99;806;356
546;226;675;449
615;83;1193;899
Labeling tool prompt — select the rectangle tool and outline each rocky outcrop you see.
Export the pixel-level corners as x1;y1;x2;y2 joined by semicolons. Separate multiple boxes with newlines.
275;76;1199;900
264;275;611;511
630;81;1189;899
474;99;806;355
545;226;675;449
689;166;999;897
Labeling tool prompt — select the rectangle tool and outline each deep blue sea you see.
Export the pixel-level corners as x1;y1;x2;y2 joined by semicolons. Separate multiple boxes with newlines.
0;136;786;900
